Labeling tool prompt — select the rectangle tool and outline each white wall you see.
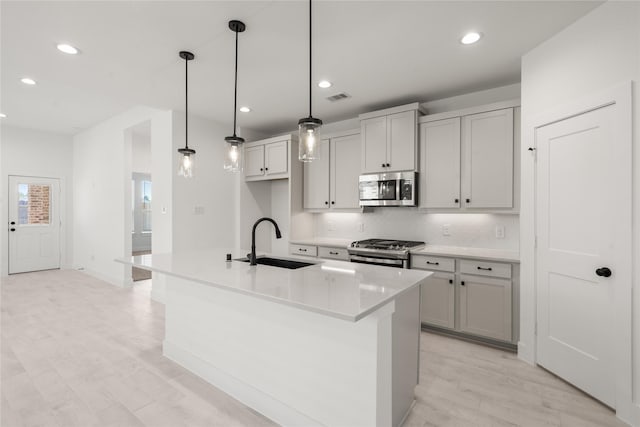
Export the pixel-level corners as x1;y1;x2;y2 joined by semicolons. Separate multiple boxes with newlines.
132;126;152;174
315;211;519;251
0;126;74;275
73;106;171;286
170;112;237;253
520;2;640;424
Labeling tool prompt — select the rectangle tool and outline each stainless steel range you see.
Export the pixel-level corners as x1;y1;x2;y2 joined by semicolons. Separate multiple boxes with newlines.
348;239;425;269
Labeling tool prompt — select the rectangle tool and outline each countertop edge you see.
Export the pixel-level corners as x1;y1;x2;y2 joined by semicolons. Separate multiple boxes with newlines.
410;247;520;263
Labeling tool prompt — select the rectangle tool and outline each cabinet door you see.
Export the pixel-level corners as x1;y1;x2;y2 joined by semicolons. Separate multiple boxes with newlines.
361;116;388;173
387;110;417;172
244;145;265;178
265;140;288;176
459;274;512;342
420;118;461;208
330;133;360;209
420;272;455;329
303;138;330;209
462;108;514;208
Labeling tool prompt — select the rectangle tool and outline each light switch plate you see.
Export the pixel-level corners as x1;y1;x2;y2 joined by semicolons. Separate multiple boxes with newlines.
495;225;505;239
442;224;451;236
194;206;205;215
327;221;335;232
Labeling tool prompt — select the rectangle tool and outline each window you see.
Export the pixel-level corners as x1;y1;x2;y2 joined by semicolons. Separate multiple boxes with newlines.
18;183;50;225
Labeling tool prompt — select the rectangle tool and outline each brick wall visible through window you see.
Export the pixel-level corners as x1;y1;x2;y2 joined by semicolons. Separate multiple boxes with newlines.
18;184;50;225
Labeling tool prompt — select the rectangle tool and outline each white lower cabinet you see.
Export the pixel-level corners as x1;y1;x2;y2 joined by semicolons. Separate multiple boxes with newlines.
458;274;512;342
414;254;515;343
420;272;455;329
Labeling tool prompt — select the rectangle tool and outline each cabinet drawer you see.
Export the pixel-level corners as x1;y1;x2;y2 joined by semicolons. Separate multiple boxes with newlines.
290;244;317;257
411;255;455;272
459;259;511;278
318;246;349;261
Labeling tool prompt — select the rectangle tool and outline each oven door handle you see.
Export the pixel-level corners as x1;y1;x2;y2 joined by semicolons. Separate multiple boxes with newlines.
350;255;404;266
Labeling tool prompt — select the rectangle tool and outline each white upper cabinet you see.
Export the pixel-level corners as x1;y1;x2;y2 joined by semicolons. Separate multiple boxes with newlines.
304;131;360;211
462;108;514;208
360;103;421;174
420;117;461;209
244;145;266;179
303;139;330;209
264;140;288;176
330;133;361;209
419;101;519;212
244;135;291;181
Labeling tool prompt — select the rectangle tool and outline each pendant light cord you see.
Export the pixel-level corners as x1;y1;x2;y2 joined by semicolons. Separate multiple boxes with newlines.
233;29;239;137
308;0;312;118
185;56;189;149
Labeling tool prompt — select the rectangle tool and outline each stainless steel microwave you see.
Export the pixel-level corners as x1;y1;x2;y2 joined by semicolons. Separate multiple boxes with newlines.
359;171;417;207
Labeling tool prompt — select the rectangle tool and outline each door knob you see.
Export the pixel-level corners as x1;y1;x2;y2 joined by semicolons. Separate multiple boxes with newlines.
595;267;612;277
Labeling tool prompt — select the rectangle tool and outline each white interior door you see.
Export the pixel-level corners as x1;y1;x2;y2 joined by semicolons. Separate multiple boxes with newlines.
8;176;61;274
536;104;624;408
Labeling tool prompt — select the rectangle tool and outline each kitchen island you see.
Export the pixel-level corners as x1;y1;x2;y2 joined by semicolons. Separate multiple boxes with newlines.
117;249;431;427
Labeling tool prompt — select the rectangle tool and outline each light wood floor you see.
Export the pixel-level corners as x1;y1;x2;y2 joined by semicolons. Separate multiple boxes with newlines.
1;270;625;427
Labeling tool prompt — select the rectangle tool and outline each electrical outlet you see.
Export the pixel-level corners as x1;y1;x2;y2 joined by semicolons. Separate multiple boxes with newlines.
194;206;205;215
495;225;505;239
442;224;451;236
358;222;365;232
327;221;335;232
161;206;167;214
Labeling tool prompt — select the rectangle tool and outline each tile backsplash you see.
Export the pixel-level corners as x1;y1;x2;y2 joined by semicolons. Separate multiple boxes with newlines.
314;209;519;251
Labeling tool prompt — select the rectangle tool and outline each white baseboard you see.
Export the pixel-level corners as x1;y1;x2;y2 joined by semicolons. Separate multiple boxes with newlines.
163;340;322;427
517;341;534;365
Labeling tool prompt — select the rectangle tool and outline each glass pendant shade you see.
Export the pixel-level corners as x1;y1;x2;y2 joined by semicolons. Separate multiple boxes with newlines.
177;147;195;178
298;117;322;162
223;135;244;172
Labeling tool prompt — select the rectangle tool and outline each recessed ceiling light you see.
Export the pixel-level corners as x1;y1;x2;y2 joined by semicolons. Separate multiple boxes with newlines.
0;113;6;118
57;43;79;55
239;106;251;113
21;77;36;85
461;32;482;45
318;80;332;89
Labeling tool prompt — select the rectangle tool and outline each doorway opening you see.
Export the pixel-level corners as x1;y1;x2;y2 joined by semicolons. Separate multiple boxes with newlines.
130;122;152;283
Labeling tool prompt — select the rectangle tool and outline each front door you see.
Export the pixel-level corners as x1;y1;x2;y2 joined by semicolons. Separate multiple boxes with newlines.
535;103;628;408
8;176;61;274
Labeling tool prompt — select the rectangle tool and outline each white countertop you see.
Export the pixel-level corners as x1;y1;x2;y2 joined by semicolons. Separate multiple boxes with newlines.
116;249;431;322
411;245;520;263
289;237;353;248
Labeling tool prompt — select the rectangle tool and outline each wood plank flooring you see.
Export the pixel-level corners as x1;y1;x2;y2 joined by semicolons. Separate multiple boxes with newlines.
1;270;625;427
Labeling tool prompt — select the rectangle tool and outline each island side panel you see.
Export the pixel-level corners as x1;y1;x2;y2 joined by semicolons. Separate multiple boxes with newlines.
162;275;396;427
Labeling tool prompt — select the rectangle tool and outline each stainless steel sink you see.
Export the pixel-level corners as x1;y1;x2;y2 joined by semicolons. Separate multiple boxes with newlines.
235;256;315;270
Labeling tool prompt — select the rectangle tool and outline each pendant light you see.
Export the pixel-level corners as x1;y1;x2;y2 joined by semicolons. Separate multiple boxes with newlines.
224;20;246;172
298;0;323;162
177;51;196;178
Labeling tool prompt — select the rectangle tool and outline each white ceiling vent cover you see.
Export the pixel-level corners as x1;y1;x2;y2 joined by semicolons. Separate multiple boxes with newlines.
326;92;351;102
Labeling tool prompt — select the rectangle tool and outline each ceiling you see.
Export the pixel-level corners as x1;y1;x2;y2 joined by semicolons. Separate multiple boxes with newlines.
1;1;601;136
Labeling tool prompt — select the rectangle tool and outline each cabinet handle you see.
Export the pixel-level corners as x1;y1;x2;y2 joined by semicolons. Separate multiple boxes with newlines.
329;251;339;255
466;198;471;203
260;168;263;171
265;167;269;171
426;261;439;265
10;228;15;232
460;281;465;286
477;266;493;271
10;221;15;225
454;198;459;204
386;163;390;167
381;163;386;168
331;201;335;205
448;279;453;284
299;248;307;252
325;201;329;205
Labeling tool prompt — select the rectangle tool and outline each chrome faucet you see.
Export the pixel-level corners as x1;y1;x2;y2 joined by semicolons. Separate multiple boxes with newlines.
249;217;282;265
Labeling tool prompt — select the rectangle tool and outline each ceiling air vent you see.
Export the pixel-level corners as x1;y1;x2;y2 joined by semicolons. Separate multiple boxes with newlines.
326;92;350;102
